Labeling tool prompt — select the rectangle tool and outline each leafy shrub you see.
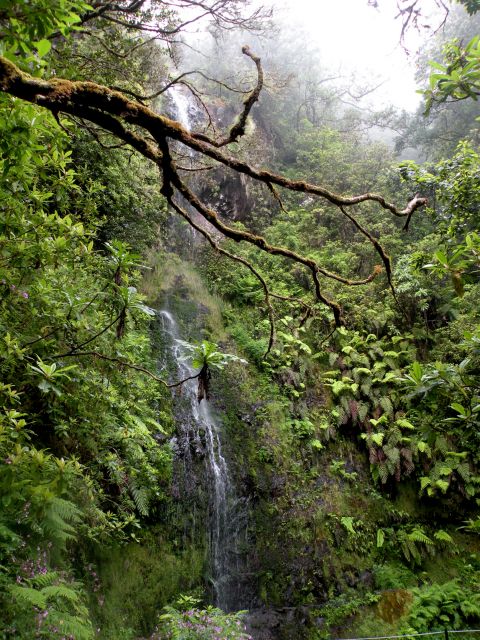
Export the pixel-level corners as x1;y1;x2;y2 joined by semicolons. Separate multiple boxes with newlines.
404;580;480;632
152;596;252;640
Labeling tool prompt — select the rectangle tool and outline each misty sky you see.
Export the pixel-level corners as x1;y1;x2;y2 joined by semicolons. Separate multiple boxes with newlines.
272;0;438;111
179;0;449;112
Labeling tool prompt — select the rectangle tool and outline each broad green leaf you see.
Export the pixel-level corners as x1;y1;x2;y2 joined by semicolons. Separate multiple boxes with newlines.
340;516;356;534
377;528;385;548
35;39;52;58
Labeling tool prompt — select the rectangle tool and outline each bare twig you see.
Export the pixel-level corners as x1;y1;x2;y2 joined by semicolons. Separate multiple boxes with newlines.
45;349;202;387
168;195;276;356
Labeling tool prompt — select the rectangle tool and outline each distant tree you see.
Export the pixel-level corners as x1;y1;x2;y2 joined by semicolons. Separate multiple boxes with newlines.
394;5;480;159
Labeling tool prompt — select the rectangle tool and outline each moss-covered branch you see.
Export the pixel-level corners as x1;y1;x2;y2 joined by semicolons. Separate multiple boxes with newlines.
0;51;427;327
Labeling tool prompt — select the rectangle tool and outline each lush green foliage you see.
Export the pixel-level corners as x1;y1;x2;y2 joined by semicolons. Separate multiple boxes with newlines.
1;1;480;639
423;35;480;114
0;22;174;636
153;596;252;640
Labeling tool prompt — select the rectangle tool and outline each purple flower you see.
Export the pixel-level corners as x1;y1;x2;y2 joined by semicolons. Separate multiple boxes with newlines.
21;291;29;299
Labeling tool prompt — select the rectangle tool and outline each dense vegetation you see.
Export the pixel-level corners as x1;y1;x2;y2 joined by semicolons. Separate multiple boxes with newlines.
0;1;479;639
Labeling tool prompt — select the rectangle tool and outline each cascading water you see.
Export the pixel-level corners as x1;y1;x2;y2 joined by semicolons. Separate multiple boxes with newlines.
158;309;246;612
168;86;192;131
157;83;252;613
164;85;202;254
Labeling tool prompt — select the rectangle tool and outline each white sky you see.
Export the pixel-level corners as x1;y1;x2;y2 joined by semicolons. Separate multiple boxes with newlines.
179;0;447;112
270;0;441;111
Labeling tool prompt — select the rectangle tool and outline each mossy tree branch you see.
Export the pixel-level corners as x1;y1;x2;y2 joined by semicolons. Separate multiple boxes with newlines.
0;49;427;334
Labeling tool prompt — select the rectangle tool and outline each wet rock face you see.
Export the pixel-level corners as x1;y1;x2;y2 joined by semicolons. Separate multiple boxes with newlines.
244;606;325;640
244;608;281;640
199;168;253;222
166;85;255;223
158;307;254;613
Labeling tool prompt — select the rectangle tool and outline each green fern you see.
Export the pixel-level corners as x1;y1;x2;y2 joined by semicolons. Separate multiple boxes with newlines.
434;529;454;544
378;460;389;484
379;396;394;416
435;435;449;454
385;445;400;466
42;496;82;547
46;610;94;640
129;480;149;516
408;527;433;545
360;381;372;395
352;367;371;381
42;584;80;602
10;584;47;608
358;402;369;422
30;570;59;588
329;352;339;367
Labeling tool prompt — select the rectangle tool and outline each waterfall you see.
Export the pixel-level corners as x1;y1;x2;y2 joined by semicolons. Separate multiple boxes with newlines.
158;309;245;612
168;86;192;131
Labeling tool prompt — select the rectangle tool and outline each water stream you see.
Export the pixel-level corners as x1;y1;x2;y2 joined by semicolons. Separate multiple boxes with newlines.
168;87;192;131
158;85;251;613
158;309;244;611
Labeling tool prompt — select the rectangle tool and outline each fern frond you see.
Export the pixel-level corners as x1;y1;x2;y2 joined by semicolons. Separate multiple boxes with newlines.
384;446;400;466
456;462;471;482
43;584;80;602
434;529;454;544
379;396;394;416
129;481;149;516
352;367;371;381
10;585;47;608
329;352;339;367
30;571;59;588
47;610;94;640
408;528;433;545
340;395;351;415
42;496;82;548
361;381;372;395
378;461;389;484
435;435;449;454
358;402;369;423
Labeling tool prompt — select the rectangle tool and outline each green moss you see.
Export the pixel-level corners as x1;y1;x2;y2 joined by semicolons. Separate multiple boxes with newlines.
89;534;204;639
